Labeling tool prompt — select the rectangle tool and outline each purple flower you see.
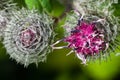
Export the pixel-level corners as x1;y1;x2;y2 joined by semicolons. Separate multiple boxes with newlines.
64;22;106;55
64;21;109;64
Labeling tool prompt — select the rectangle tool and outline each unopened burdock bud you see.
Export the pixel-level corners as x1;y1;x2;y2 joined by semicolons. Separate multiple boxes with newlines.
3;8;54;67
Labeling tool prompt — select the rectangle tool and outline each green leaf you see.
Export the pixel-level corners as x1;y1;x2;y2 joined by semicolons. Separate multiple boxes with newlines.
39;0;52;13
50;0;65;17
25;0;42;12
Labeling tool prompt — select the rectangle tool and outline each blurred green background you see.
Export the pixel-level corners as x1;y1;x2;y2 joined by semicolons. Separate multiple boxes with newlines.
0;0;120;80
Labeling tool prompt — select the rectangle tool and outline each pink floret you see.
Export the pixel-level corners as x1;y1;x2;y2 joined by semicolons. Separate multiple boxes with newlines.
64;22;106;55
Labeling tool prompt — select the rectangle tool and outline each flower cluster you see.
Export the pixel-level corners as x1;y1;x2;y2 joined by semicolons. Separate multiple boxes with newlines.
0;0;120;66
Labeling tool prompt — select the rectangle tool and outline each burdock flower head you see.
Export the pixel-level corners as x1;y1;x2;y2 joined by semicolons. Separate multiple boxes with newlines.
51;0;120;64
3;8;54;66
64;15;109;64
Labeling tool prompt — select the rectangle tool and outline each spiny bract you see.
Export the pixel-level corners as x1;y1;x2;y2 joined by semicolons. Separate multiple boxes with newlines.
0;11;8;40
0;0;17;40
0;0;16;10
